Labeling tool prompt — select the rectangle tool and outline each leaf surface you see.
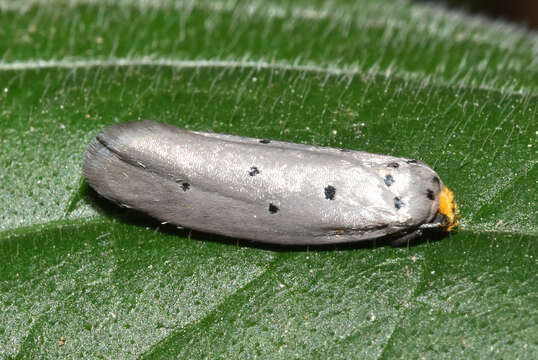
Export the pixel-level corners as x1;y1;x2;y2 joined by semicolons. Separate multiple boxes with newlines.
0;0;536;358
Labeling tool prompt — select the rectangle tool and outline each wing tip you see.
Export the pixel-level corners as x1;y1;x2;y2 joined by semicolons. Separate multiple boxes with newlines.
82;136;117;196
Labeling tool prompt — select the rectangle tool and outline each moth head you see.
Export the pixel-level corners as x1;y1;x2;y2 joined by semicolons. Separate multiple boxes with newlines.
438;186;460;232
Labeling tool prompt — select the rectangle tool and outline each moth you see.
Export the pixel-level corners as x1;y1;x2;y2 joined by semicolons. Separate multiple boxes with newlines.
83;120;459;246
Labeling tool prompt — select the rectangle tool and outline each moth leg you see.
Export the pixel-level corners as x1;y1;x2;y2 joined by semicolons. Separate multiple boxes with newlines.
418;222;443;230
389;229;423;247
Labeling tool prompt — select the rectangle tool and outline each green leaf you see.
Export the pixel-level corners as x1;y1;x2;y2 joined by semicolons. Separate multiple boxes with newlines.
0;0;536;358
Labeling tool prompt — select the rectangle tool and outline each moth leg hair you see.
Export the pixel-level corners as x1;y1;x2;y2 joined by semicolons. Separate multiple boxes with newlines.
418;223;443;230
389;229;424;247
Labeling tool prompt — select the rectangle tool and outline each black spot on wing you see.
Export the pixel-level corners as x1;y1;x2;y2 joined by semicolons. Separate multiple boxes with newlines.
248;166;260;176
181;182;190;191
384;175;394;186
406;159;418;164
432;176;440;185
324;185;336;200
259;139;271;144
427;189;435;200
387;162;399;168
394;197;403;209
269;203;279;214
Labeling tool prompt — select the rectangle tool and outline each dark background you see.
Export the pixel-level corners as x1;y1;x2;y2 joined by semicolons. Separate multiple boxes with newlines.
421;0;538;29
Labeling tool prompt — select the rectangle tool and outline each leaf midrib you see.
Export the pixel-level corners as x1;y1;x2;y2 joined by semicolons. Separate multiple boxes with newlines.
0;58;535;98
1;218;536;245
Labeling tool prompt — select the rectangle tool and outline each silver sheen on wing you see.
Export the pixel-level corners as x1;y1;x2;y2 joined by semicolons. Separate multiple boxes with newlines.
83;120;458;245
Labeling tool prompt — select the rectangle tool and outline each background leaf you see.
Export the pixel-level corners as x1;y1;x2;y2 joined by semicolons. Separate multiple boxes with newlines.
0;0;536;358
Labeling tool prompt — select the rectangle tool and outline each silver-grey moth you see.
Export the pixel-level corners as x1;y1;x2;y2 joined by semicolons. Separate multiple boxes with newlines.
83;120;459;245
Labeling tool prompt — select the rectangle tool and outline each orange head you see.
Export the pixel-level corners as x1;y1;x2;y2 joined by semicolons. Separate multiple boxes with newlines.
438;186;460;231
